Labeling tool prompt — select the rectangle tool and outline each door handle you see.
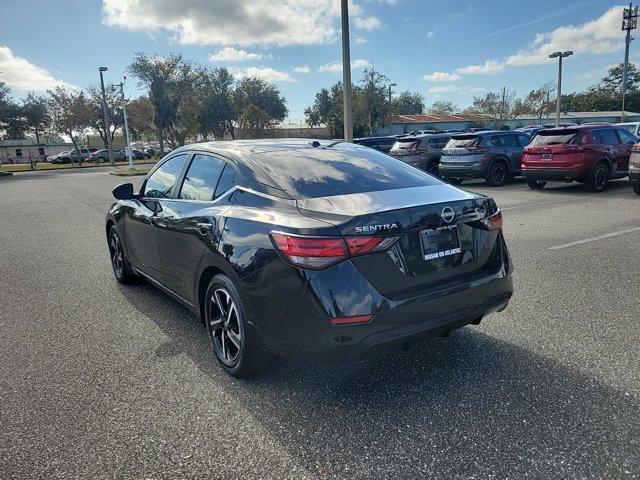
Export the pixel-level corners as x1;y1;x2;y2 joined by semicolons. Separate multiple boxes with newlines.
196;222;214;234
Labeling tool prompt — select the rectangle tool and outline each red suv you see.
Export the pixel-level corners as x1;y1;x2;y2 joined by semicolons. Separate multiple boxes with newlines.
521;125;637;192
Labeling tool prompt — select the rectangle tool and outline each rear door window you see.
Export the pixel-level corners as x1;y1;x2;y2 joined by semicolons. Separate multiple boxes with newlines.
599;129;619;145
501;135;518;147
179;154;226;201
516;134;532;146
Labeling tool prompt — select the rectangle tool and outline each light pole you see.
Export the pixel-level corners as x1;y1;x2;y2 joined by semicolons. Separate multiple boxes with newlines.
98;67;115;166
388;83;397;134
340;0;353;142
549;51;573;127
622;3;638;121
118;78;134;169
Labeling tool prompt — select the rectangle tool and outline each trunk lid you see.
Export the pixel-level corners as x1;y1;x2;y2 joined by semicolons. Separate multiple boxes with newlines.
297;185;502;297
524;130;584;167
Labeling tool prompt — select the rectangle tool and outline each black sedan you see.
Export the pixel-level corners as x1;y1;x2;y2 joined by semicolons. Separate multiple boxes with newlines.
106;140;513;377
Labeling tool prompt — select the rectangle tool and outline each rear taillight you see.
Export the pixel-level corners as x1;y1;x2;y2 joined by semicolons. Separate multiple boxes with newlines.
407;147;419;153
478;210;503;231
270;232;400;270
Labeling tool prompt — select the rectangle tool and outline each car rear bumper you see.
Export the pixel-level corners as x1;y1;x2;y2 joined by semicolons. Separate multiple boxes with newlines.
522;168;584;182
244;232;514;362
439;163;486;179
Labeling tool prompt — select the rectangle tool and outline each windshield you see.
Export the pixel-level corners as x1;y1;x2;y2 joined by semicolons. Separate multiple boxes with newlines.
530;130;578;146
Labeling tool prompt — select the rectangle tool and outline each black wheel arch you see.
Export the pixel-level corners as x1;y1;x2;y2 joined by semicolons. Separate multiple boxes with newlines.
489;156;510;174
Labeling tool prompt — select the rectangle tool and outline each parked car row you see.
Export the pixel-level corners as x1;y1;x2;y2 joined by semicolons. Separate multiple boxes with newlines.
50;148;151;164
357;124;640;194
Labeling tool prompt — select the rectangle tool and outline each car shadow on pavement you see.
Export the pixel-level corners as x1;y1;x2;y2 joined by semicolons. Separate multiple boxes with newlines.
119;282;639;479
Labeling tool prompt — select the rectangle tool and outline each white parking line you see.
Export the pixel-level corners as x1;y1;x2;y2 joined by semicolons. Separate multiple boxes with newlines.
549;226;640;250
502;197;587;211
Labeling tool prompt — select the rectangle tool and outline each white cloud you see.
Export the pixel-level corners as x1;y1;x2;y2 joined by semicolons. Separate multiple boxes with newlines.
208;47;266;62
426;6;625;81
422;71;461;82
229;66;296;83
354;16;382;31
426;85;486;95
102;0;349;46
355;37;368;45
455;60;505;75
426;31;434;39
318;58;371;73
0;45;78;92
293;64;311;74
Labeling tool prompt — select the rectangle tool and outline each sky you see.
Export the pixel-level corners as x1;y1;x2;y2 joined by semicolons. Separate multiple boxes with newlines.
0;0;631;123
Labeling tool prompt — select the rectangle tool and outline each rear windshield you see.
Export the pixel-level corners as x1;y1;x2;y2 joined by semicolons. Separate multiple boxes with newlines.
252;146;440;199
530;130;578;146
392;139;419;149
445;136;480;148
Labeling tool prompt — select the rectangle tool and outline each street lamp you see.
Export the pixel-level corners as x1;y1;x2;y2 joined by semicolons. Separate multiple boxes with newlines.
98;67;115;166
118;77;134;169
340;0;353;142
388;83;397;134
549;51;573;127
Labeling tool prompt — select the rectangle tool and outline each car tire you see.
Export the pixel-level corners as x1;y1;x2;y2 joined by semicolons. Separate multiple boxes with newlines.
487;161;508;186
586;162;610;192
426;162;440;177
205;274;271;378
108;226;137;284
527;180;546;190
632;183;640;195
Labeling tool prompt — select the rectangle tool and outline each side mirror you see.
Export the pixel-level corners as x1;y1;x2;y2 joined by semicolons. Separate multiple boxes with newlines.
112;183;136;200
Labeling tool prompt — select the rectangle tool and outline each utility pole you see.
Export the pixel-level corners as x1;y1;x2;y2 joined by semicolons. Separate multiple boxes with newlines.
388;82;397;135
622;3;639;122
546;90;550;121
98;67;115;166
549;51;573;127
341;0;353;142
118;78;134;169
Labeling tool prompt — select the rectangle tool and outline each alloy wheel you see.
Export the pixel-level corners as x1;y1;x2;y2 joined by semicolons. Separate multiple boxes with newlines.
208;288;243;365
492;164;506;185
594;166;608;191
109;233;124;278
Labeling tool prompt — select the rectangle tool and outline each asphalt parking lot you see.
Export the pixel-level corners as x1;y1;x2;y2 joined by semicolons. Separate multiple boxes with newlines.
1;168;639;479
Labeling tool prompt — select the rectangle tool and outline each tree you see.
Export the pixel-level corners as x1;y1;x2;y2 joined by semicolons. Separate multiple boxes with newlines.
86;84;123;150
233;77;287;139
354;68;389;136
514;81;555;121
427;100;458;116
304;83;345;138
21;94;51;147
127;97;155;140
599;63;640;92
195;67;235;140
0;82;28;139
471;87;516;124
390;91;424;115
48;87;93;167
128;53;192;154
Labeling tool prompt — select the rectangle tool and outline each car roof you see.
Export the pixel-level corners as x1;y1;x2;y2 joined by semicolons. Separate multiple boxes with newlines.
166;139;389;199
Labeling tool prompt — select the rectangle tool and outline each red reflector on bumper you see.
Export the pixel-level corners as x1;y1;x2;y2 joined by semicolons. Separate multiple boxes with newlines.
330;315;373;325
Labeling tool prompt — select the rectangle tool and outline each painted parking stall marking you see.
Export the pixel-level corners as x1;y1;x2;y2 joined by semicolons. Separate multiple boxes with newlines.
549;226;640;250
